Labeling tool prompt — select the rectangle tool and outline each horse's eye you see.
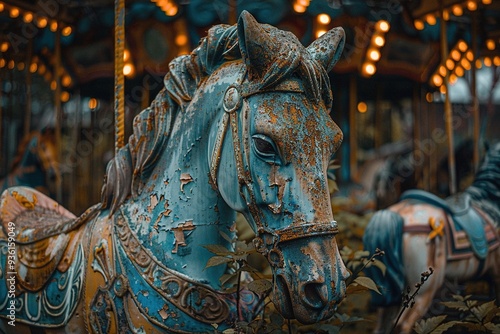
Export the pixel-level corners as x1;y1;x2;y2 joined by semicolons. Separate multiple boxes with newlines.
253;136;276;156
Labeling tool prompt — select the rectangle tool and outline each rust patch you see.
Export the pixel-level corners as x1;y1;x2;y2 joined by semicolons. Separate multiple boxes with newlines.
158;305;170;320
180;173;193;192
172;220;196;253
12;191;38;210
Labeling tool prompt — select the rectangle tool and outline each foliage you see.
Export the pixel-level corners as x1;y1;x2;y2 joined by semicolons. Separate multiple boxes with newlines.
205;234;384;333
392;268;434;333
414;295;500;334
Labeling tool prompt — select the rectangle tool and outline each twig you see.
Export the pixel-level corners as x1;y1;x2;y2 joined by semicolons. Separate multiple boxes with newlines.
346;248;385;286
391;268;434;334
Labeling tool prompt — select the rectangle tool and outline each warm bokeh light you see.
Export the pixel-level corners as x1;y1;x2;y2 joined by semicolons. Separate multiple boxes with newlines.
438;65;447;77
442;9;450;21
363;63;376;76
368;49;381;61
50;80;57;90
432;74;443;86
1;42;8;52
376;20;390;32
466;50;474;61
7;60;14;70
316;30;327;38
373;35;385;47
9;7;19;18
293;3;306;13
483;57;492;67
50;20;58;32
482;0;492;4
0;59;5;68
37;17;48;28
38;64;46;74
475;59;482;69
123;63;135;77
0;3;4;12
449;73;458;85
29;62;37;73
61;91;70;102
175;34;187;46
425;14;436;25
62;26;72;36
451;49;461;61
461;58;471;70
446;58;455;70
166;5;178;16
457;40;467;52
414;20;424;30
88;98;98;110
123;49;130;61
62;75;72;87
357;101;367;113
23;12;33;23
455;65;464;77
467;1;477;11
440;85;447;94
426;92;433;103
486;39;495;50
17;62;25;71
318;14;331;25
452;5;463;16
494;56;500;66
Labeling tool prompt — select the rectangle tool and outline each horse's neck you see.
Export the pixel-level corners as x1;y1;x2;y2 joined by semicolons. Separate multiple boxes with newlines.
122;101;237;287
9;152;45;189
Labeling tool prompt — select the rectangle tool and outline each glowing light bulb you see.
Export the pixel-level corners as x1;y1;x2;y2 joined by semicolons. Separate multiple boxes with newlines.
318;14;331;25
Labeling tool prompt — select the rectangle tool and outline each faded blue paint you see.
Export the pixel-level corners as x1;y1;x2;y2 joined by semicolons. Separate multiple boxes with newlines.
0;11;349;332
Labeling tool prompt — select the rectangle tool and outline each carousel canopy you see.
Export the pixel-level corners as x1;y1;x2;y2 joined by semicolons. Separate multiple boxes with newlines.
0;0;499;101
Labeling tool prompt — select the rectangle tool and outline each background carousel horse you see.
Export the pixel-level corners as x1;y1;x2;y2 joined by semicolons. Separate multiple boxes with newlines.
363;142;500;333
0;12;349;333
0;129;57;196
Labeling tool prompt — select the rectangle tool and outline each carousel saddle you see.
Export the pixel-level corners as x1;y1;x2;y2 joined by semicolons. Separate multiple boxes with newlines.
0;186;96;291
400;189;488;259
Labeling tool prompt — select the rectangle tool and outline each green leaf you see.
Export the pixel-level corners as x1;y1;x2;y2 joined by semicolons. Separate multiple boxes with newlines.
353;276;381;294
414;315;447;334
203;244;232;256
247;279;272;295
205;256;233;269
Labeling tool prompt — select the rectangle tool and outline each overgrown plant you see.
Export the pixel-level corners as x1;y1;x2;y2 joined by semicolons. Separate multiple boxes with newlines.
391;268;434;333
413;294;500;334
205;234;385;333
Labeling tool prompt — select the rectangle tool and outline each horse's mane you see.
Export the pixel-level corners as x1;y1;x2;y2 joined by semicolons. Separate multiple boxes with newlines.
101;23;333;213
466;142;500;226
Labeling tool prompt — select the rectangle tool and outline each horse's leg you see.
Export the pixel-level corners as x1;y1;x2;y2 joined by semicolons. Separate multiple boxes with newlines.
396;233;446;334
490;245;500;303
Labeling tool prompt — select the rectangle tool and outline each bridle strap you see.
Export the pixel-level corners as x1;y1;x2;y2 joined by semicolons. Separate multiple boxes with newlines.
209;68;339;257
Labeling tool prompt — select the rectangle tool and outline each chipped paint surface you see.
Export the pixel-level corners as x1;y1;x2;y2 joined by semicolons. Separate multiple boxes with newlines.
0;11;350;333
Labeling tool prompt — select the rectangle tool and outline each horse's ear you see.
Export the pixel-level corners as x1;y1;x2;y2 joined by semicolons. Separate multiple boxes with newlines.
237;10;276;80
307;27;345;73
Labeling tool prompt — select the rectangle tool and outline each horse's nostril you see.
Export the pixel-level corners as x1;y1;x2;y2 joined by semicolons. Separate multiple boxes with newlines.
303;282;328;310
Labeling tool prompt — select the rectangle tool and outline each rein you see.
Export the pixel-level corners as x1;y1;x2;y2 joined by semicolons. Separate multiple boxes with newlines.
209;67;339;268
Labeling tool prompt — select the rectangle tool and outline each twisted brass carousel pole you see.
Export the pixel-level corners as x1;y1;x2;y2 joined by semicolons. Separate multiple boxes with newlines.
114;0;125;153
440;1;456;195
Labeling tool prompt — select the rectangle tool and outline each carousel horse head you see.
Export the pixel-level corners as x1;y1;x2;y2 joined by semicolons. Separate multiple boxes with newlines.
211;12;348;323
100;11;348;327
1;128;58;195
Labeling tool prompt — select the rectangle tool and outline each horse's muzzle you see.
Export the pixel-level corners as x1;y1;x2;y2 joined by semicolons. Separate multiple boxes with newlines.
269;233;349;324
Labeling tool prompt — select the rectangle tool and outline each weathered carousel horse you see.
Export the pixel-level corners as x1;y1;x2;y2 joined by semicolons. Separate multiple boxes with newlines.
364;142;500;333
0;129;57;196
0;12;349;333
